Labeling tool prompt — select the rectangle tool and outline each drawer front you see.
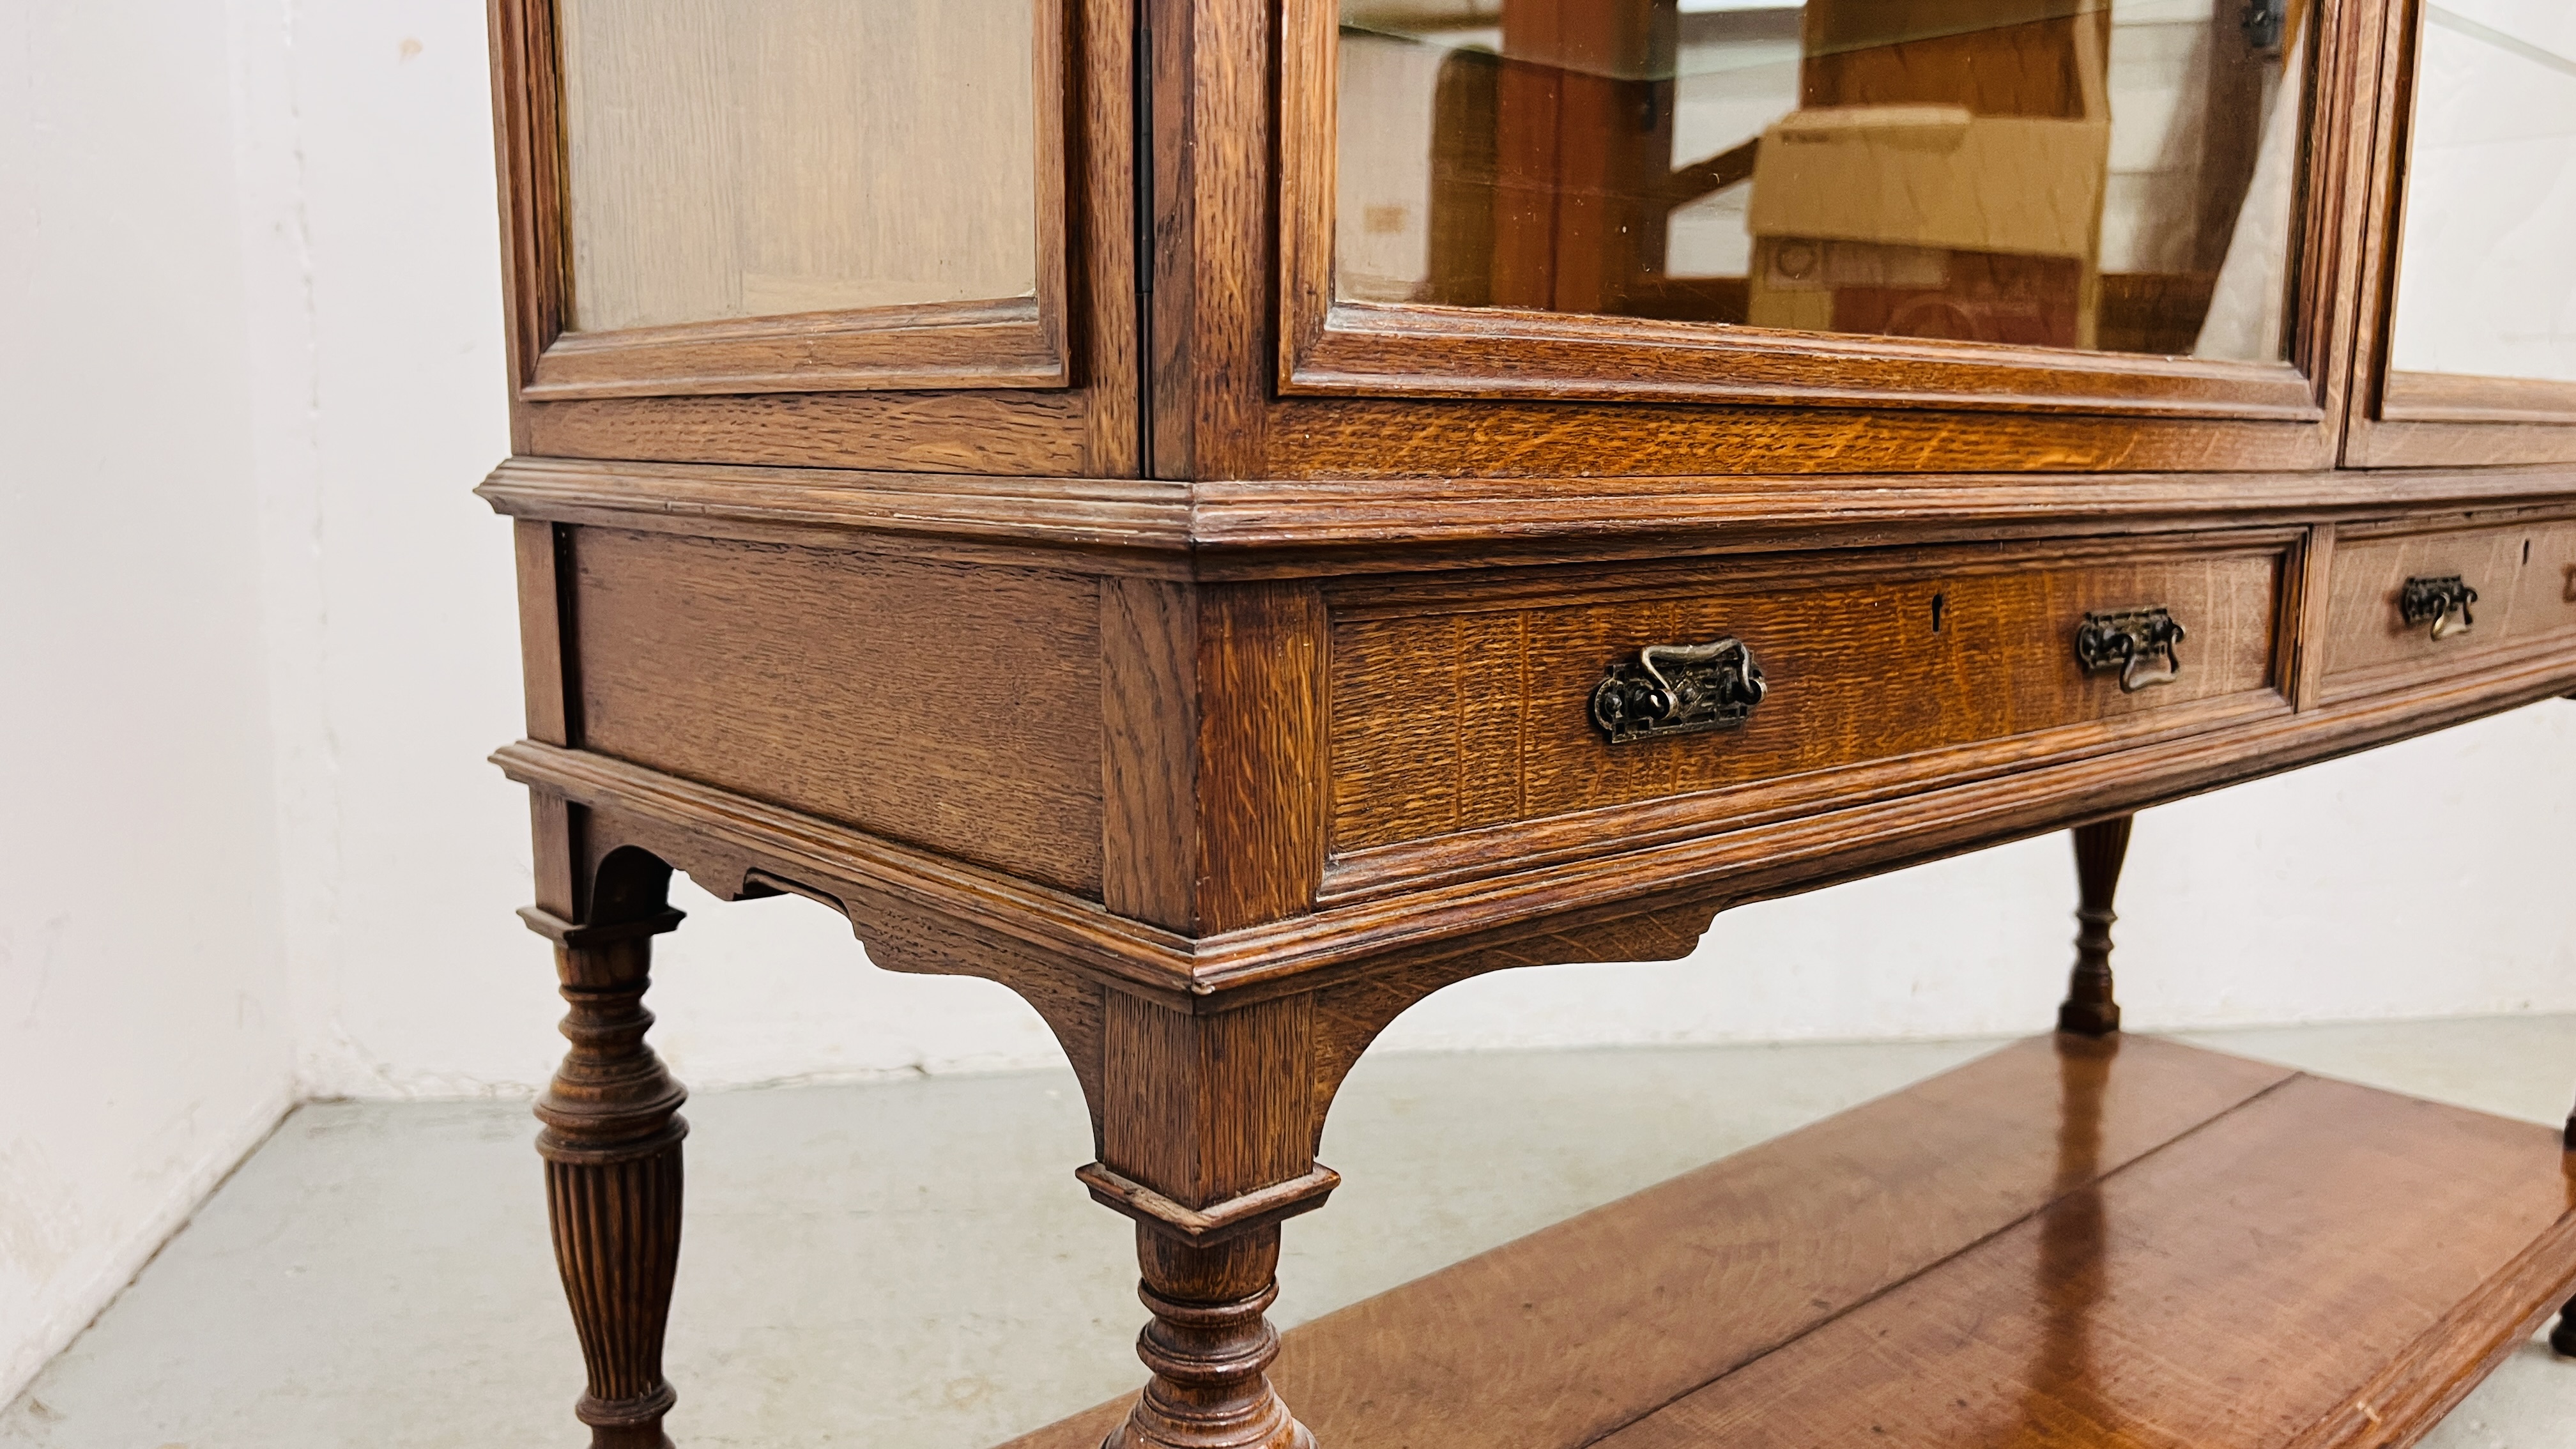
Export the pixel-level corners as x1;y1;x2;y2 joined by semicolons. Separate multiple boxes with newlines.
1326;537;2288;864
2320;518;2576;702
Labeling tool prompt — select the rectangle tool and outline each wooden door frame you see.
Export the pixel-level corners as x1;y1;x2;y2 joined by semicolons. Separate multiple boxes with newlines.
2342;0;2576;468
487;0;1140;475
1153;0;2393;481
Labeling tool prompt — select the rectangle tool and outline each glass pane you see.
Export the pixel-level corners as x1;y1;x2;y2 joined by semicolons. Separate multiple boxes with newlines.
1337;0;2312;361
558;0;1039;334
2388;4;2576;383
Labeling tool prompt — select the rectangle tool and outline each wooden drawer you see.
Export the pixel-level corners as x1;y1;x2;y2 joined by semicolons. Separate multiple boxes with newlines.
2317;516;2576;703
1324;534;2292;895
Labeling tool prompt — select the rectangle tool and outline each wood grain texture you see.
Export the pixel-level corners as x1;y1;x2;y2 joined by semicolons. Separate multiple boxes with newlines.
1179;466;2576;574
1255;393;2336;480
2319;516;2576;703
1302;908;1719;1152
1287;298;2327;420
2292;0;2388;465
1598;1074;2576;1449
1204;636;2576;993
1103;992;1315;1208
1147;0;1274;482
478;457;1191;567
526;299;1071;400
2280;1218;2576;1449
498;613;2576;1001
1071;0;1140;476
1250;0;2385;480
1008;1038;2576;1449
1195;585;1330;931
1110;1228;1311;1449
520;389;1098;477
2342;0;2576;468
484;0;562;452
1090;989;1322;1449
761;870;1117;1153
567;526;1106;896
491;0;1136;473
523;0;1072;399
484;456;2576;580
1104;579;1201;930
514;518;574;746
2382;371;2576;429
530;790;581;921
2288;522;2338;710
468;3;2576;1445
494;739;1197;996
528;893;690;1449
538;805;1130;1154
1329;539;2286;852
1000;1035;2297;1449
2059;815;2133;1036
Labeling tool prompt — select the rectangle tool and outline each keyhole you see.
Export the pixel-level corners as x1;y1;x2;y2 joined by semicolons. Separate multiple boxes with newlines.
2524;539;2533;566
1930;592;1947;634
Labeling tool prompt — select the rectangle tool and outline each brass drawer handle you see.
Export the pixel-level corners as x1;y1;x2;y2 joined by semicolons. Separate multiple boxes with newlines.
2399;575;2477;640
1591;638;1767;744
2076;608;2187;693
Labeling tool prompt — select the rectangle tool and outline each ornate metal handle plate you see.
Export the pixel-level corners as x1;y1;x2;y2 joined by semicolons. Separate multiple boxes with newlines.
1590;638;1767;744
2398;574;2476;640
2075;608;2187;693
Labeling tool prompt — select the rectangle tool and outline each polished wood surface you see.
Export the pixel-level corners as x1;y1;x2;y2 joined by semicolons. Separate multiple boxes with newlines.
567;527;1107;895
1002;1036;2576;1449
2059;815;2131;1036
487;0;1136;467
525;868;691;1449
1603;1068;2576;1449
2341;0;2576;468
1327;539;2285;854
473;1;2576;1443
1262;0;2383;479
2319;515;2576;700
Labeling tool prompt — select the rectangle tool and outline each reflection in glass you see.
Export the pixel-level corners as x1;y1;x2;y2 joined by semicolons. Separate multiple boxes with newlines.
558;0;1039;334
2389;4;2576;383
1337;0;2310;360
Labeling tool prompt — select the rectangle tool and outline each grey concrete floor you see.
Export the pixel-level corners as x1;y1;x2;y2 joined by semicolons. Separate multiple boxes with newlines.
6;1018;2575;1448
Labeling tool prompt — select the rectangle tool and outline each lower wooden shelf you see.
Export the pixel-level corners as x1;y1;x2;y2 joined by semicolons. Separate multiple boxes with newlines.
1005;1034;2576;1449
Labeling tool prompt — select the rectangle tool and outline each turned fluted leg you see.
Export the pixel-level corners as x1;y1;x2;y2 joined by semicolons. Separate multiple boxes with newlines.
1108;1227;1313;1449
525;905;689;1448
2058;815;2134;1038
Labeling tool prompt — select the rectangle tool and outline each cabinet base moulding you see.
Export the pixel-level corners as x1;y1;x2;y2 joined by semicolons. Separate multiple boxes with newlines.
1003;1034;2576;1449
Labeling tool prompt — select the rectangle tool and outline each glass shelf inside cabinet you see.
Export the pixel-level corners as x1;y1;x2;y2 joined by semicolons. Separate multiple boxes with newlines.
1335;0;2315;360
2388;3;2576;385
556;0;1039;334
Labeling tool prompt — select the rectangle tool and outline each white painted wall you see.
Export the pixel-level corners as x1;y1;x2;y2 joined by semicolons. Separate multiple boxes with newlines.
6;0;2575;1411
1;0;299;1406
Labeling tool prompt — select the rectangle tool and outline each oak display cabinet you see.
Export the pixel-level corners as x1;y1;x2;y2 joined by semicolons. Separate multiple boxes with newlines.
476;1;2576;1446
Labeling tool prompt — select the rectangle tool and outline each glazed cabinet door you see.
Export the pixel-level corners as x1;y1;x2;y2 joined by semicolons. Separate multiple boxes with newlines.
2345;0;2576;466
1192;0;2391;479
488;0;1139;474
